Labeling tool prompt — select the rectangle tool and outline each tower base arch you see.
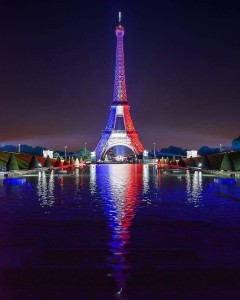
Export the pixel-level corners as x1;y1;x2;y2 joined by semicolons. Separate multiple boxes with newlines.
95;130;143;161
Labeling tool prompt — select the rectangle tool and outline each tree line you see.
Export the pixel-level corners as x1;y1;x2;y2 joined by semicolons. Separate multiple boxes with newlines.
0;145;91;160
1;135;240;159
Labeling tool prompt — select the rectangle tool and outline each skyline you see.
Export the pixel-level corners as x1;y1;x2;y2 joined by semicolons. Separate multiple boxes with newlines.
1;1;240;151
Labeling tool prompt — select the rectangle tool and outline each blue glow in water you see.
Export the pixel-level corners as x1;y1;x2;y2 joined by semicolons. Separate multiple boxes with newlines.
1;166;240;299
3;177;26;185
214;177;237;185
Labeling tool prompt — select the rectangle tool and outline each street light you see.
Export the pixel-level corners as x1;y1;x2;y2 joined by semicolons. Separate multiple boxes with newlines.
64;146;68;158
153;142;156;163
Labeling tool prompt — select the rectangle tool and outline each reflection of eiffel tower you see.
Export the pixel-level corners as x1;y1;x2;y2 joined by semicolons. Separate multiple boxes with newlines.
95;164;142;295
95;13;144;160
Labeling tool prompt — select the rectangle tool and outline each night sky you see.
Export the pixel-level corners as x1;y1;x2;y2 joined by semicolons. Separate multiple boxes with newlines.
1;0;240;152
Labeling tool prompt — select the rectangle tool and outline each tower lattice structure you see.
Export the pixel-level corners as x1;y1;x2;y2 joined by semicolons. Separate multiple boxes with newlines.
95;14;144;160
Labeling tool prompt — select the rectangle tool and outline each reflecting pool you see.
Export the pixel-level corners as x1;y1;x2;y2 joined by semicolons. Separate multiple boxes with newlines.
1;164;240;299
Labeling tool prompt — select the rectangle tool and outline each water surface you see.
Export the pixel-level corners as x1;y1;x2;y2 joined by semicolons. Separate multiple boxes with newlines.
1;164;240;299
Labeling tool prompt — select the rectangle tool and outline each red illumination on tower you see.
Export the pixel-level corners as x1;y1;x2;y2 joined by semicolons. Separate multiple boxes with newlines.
95;13;144;160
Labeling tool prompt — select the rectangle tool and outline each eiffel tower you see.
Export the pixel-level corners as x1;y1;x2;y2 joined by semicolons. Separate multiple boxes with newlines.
95;13;144;160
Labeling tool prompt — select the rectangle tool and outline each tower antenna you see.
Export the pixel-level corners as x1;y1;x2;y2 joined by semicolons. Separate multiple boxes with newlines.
118;11;122;23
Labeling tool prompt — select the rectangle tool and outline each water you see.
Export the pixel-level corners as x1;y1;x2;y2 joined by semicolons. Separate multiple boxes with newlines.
1;164;240;299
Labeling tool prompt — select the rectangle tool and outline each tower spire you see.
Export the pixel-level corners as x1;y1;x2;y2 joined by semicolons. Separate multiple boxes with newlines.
118;11;122;23
113;13;127;104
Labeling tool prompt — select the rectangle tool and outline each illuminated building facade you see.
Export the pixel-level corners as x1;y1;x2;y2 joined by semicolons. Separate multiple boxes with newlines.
95;13;144;160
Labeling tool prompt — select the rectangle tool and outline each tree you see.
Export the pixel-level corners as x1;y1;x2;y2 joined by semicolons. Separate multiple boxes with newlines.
28;155;39;169
55;156;62;167
63;157;69;165
165;157;170;165
198;146;220;156
201;155;210;169
3;145;17;152
70;157;75;164
233;155;240;171
160;157;165;164
188;156;196;167
6;153;19;171
53;152;60;158
232;136;240;151
160;146;187;157
220;152;234;171
76;147;91;161
33;146;47;156
178;157;186;167
75;158;80;166
171;156;177;165
20;144;34;154
44;155;52;167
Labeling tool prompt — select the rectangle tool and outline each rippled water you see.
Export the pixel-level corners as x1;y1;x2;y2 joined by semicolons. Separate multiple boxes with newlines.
1;164;240;299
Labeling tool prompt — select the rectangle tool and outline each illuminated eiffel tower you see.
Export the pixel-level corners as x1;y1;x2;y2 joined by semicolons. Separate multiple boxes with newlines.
95;13;144;160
